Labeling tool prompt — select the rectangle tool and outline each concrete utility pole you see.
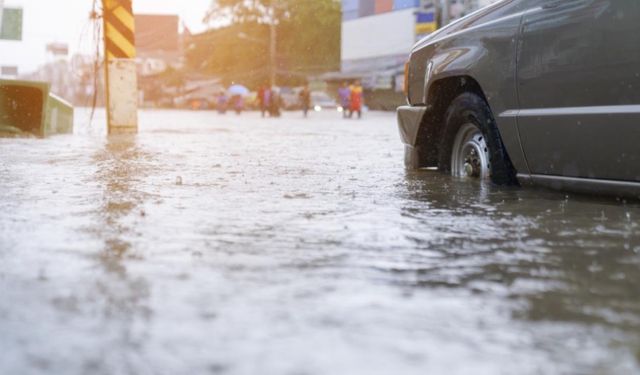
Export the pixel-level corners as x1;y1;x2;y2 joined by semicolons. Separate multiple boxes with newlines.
102;0;138;134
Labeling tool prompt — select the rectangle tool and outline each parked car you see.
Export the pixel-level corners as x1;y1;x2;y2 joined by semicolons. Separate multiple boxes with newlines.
311;91;339;112
398;0;640;197
279;87;301;110
174;85;219;110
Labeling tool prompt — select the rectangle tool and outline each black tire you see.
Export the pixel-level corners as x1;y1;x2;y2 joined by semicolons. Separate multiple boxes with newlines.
438;92;518;185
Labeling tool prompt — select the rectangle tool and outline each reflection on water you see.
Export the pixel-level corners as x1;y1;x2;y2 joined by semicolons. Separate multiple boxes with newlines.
0;109;639;374
401;171;640;325
94;135;149;261
91;135;154;373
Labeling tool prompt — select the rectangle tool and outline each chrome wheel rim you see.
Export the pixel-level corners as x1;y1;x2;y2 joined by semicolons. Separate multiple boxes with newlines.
451;123;490;179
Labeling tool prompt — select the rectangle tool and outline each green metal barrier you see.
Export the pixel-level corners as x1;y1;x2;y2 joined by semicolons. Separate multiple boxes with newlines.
45;93;74;135
0;79;74;137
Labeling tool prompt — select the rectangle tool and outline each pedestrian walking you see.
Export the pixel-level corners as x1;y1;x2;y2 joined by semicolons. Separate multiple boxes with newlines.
338;82;351;118
299;84;311;118
232;95;244;115
349;81;364;119
269;87;281;117
217;91;228;114
258;85;270;118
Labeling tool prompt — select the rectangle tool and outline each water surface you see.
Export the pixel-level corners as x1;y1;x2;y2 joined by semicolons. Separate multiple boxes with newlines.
1;109;639;374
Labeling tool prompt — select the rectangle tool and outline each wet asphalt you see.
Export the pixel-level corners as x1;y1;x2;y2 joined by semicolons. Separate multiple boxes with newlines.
1;109;639;374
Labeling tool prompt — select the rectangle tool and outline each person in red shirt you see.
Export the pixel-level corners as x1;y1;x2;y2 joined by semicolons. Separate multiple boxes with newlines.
349;81;364;119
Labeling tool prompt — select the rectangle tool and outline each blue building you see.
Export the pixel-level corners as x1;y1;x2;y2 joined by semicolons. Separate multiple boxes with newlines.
342;0;423;22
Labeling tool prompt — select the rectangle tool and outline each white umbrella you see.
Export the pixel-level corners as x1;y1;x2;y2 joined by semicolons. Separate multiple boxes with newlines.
227;84;250;96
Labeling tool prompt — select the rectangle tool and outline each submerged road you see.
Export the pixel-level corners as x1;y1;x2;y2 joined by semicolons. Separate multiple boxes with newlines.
1;109;639;374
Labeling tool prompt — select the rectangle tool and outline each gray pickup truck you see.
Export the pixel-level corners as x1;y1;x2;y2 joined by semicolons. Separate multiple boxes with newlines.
398;0;640;197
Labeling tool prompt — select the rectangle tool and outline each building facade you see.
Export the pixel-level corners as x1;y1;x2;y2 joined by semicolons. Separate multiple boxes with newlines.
341;0;430;92
340;0;498;102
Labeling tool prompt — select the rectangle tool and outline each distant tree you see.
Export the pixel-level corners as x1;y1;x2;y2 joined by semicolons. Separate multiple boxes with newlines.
205;0;274;24
277;0;341;76
189;0;340;88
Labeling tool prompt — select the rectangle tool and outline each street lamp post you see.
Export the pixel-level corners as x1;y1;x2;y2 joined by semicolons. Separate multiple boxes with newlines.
441;0;451;26
236;30;276;87
268;1;277;88
239;2;278;88
269;17;276;88
0;0;5;32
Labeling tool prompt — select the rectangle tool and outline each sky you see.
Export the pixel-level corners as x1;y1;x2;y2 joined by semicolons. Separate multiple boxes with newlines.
0;0;212;74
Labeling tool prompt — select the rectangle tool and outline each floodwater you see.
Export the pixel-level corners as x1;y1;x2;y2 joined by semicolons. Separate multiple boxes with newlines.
1;109;639;375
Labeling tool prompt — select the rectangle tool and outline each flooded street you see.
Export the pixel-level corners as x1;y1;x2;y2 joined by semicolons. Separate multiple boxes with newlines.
1;109;640;374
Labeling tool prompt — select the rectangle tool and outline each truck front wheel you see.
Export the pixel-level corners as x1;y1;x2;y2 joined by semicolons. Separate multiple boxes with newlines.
438;93;517;185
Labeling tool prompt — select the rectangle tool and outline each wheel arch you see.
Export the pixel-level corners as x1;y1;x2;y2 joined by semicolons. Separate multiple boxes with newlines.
414;75;490;168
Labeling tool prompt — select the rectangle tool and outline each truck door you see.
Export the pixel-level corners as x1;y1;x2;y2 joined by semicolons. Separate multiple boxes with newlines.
516;0;640;181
